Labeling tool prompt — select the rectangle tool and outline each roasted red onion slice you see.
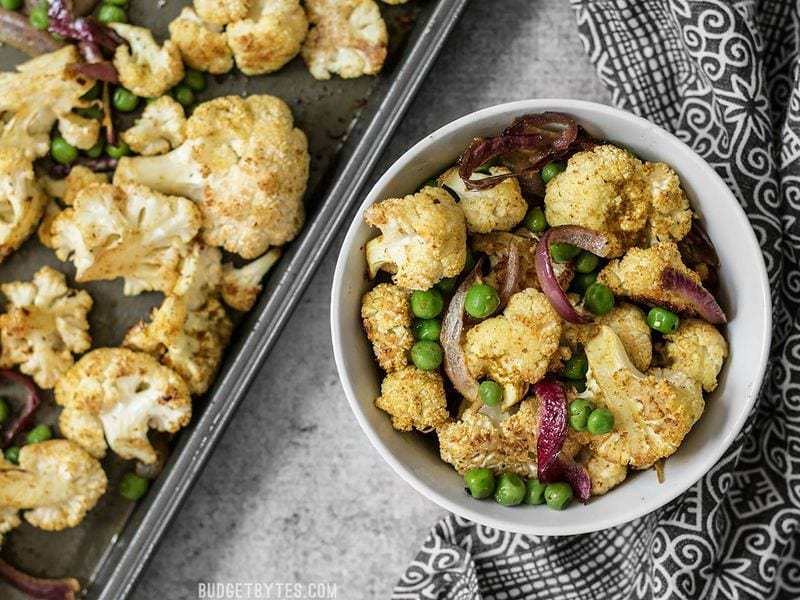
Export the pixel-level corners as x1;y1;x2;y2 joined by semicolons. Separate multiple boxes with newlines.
441;260;484;402
547;456;592;503
534;225;610;323
497;239;520;309
0;558;79;600
661;268;727;324
1;370;41;448
48;0;122;51
0;8;63;56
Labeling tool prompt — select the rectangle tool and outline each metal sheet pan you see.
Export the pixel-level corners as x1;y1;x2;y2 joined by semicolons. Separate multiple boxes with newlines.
0;0;467;597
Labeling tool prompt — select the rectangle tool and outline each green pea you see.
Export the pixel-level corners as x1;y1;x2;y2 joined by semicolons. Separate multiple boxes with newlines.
172;84;195;108
26;424;52;445
494;472;526;506
478;380;502;407
120;472;149;501
51;136;78;165
112;86;138;112
587;407;615;435
0;0;22;9
76;105;104;120
29;3;48;29
410;340;442;371
568;398;593;431
413;319;441;342
435;277;458;295
97;4;127;23
464;283;500;319
81;82;102;101
647;307;680;334
523;206;547;233
584;282;614;315
563;350;588;381
0;398;8;424
183;69;206;92
540;161;565;184
86;141;105;158
106;140;131;158
524;478;547;505
575;251;599;274
570;272;597;295
550;242;581;263
410;289;444;319
464;467;495;499
4;446;20;465
544;482;573;510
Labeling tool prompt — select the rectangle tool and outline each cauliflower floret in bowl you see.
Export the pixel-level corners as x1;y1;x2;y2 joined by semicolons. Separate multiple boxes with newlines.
374;366;449;432
663;318;728;392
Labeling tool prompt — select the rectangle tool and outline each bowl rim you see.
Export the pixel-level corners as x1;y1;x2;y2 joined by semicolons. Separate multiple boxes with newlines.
330;98;773;535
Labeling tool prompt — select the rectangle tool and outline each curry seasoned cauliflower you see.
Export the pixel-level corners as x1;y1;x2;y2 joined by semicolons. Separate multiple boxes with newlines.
597;242;709;315
464;288;561;408
0;267;92;390
114;95;309;259
663;318;728;392
221;248;281;312
585;326;704;469
365;186;467;290
374;366;449;432
109;24;185;98
37;201;61;249
169;7;234;74
50;182;201;296
195;0;252;25
301;0;387;80
577;448;628;496
227;0;308;75
438;167;527;233
361;283;413;373
43;165;108;206
0;148;47;262
0;440;106;531
174;242;223;310
55;348;192;463
121;96;187;157
544;145;692;256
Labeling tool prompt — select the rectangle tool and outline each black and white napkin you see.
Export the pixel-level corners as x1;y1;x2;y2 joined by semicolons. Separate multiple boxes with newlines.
394;1;800;598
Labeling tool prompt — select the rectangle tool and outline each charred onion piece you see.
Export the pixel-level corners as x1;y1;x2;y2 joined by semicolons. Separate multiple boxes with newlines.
497;238;520;309
1;370;41;448
678;219;720;268
101;81;115;145
534;225;610;323
48;0;123;51
660;268;727;324
70;58;118;83
0;7;63;56
0;558;79;600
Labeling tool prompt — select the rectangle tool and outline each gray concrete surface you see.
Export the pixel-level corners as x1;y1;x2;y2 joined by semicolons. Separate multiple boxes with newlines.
131;1;611;598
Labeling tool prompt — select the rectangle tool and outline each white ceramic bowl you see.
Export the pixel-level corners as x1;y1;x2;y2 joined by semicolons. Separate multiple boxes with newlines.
330;99;772;535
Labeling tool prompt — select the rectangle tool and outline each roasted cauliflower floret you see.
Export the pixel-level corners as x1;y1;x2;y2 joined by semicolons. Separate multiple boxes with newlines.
121;96;187;157
585;326;704;469
174;242;223;310
0;440;106;531
0;148;47;262
37;201;61;249
464;289;561;408
663;318;728;392
55;348;192;463
50;182;201;295
227;0;308;75
221;248;281;312
195;0;252;25
374;366;449;432
114;95;309;259
438;167;527;233
361;283;413;373
597;242;710;315
364;187;467;290
168;7;234;74
544;145;692;256
301;0;387;80
57;112;101;150
110;24;185;98
0;505;20;546
0;267;92;389
43;165;108;206
577;448;628;496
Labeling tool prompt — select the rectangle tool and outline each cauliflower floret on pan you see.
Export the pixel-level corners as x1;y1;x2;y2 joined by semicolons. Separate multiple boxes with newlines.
221;248;281;312
173;242;223;310
585;325;704;469
37;201;61;249
195;0;252;25
169;7;234;74
597;241;709;315
0;440;106;531
544;145;692;256
227;0;308;75
122;96;187;157
43;165;109;206
301;0;387;80
577;448;628;496
55;348;192;464
438;167;527;234
114;95;309;259
375;366;449;432
0;266;92;390
364;186;467;290
50;182;201;296
663;318;728;392
361;283;413;373
0;148;47;262
109;24;185;98
57;112;101;151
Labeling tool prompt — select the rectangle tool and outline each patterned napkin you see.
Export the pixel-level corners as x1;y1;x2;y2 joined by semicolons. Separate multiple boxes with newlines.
394;1;799;598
